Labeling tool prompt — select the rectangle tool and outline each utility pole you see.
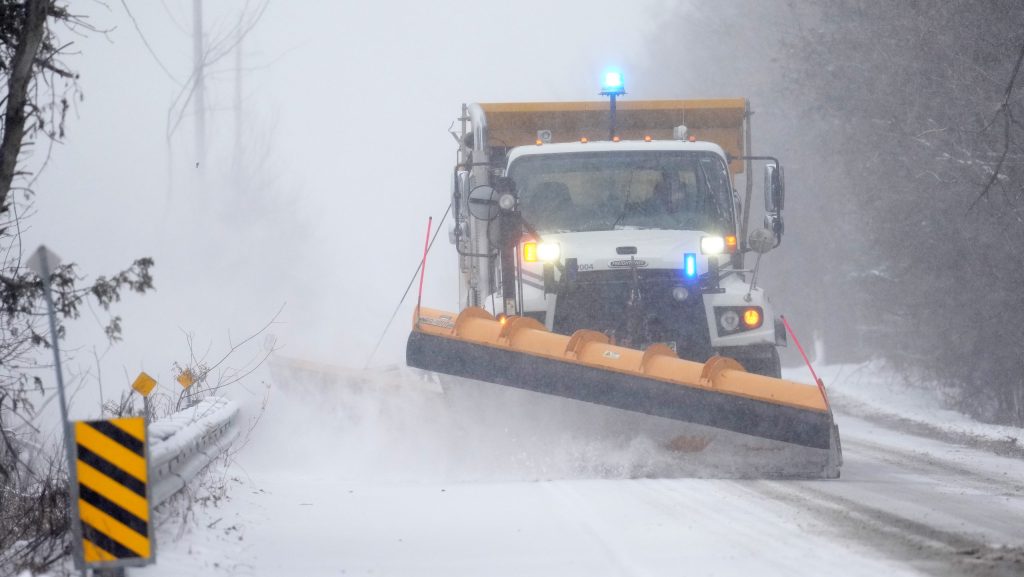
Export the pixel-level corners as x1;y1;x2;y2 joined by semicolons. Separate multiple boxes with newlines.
233;15;243;190
192;0;205;175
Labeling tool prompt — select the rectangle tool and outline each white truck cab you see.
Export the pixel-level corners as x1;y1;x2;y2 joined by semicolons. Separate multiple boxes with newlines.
449;100;787;376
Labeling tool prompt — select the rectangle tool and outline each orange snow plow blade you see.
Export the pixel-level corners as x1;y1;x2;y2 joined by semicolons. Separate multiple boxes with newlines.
406;307;842;478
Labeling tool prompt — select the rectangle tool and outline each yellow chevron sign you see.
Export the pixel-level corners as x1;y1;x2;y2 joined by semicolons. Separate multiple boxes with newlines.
176;369;194;389
73;417;153;568
131;372;157;397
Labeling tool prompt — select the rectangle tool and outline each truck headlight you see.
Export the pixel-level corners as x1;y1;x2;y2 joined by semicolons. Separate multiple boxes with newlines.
719;310;740;332
672;286;689;302
498;193;516;211
538;241;561;263
700;236;726;255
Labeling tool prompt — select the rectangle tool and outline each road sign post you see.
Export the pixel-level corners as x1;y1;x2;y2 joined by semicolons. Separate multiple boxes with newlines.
29;247;157;574
131;372;157;422
26;246;87;573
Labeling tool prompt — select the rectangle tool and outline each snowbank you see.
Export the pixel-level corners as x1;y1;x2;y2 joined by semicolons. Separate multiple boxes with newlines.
784;362;1023;453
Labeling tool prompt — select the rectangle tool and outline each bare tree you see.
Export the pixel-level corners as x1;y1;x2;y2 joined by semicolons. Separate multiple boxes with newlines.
0;2;156;572
777;1;1024;425
650;0;1024;425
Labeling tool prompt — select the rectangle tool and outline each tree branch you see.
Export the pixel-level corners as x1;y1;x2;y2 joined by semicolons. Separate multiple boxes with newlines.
0;0;49;212
972;37;1024;209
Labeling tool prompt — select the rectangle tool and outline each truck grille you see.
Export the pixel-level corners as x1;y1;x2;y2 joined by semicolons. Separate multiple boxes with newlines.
551;269;714;361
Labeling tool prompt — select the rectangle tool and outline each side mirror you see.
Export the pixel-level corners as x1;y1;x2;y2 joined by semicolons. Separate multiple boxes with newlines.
763;164;785;213
762;163;785;246
467;184;499;220
748;228;775;255
763;213;784;246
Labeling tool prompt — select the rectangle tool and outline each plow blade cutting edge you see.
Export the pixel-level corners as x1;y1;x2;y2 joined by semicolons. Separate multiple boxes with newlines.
407;307;842;479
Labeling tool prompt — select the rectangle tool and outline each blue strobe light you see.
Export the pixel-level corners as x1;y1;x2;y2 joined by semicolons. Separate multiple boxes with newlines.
601;70;625;96
683;253;698;280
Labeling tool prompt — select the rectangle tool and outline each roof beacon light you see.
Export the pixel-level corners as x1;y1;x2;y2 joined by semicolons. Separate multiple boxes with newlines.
600;69;626;141
600;70;625;96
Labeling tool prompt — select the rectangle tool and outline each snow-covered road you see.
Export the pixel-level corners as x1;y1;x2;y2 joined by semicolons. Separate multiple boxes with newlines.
136;364;1024;577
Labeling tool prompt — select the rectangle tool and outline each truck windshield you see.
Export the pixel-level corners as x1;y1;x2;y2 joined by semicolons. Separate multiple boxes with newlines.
508;151;735;234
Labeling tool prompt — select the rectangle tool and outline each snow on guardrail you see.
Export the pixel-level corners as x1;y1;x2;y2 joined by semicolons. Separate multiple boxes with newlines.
148;397;239;504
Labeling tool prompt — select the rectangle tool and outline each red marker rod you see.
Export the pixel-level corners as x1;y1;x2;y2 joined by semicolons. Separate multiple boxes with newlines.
780;315;831;412
416;216;433;324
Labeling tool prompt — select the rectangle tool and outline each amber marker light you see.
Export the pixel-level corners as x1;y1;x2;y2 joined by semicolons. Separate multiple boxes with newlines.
743;308;762;328
535;139;543;146
725;235;738;252
612;135;621;142
523;241;538;262
498;313;509;325
688;135;697;142
643;135;653;142
580;137;589;143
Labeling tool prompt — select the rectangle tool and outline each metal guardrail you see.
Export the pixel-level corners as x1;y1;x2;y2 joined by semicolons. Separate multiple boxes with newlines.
147;397;239;505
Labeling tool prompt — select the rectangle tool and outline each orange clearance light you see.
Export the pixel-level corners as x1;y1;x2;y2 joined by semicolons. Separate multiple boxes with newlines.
535;139;543;146
688;135;697;142
612;135;621;142
580;137;589;143
743;308;762;328
643;135;653;142
498;313;509;325
523;241;538;262
725;234;738;252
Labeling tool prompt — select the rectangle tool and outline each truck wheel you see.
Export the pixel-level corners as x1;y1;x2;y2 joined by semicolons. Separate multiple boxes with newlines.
737;347;781;379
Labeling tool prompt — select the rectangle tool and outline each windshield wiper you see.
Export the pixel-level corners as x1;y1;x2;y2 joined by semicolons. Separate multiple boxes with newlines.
697;160;727;223
608;171;640;230
608;203;636;230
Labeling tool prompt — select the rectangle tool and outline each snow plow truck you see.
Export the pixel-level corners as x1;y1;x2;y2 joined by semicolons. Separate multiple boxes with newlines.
407;77;842;478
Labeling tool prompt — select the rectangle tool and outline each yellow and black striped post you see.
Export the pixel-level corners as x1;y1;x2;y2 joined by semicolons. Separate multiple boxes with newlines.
73;417;154;568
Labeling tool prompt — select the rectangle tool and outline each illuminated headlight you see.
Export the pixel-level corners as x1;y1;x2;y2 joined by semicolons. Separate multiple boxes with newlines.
700;236;726;255
538;241;561;262
719;310;740;332
498;193;516;211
